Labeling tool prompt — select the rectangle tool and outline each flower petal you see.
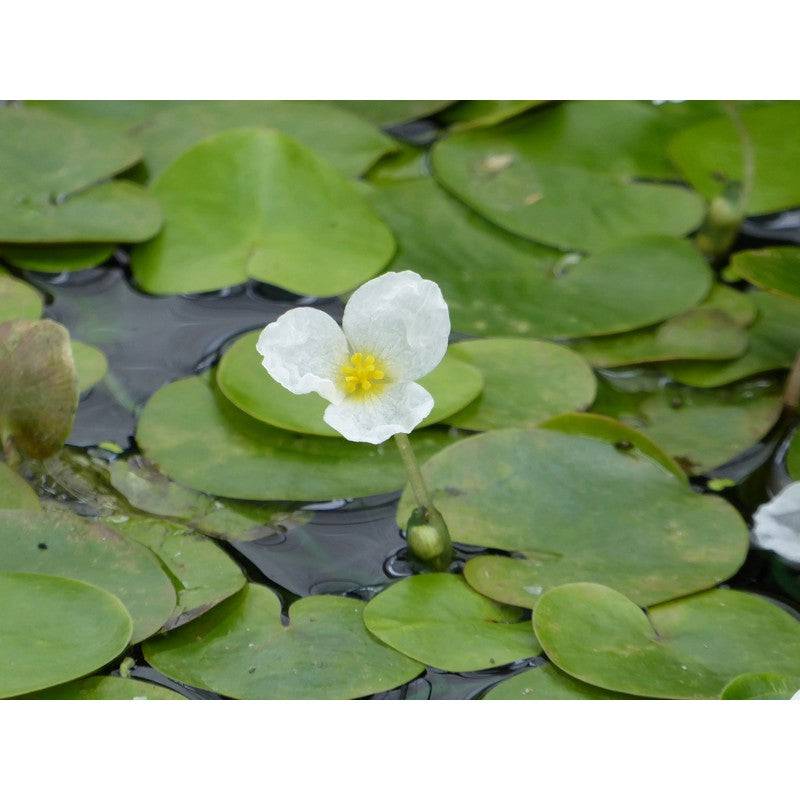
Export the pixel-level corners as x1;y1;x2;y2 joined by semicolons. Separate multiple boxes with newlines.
323;381;434;444
752;481;800;566
342;270;450;382
256;307;349;403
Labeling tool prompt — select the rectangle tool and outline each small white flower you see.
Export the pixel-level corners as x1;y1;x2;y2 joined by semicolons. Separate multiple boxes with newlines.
256;271;450;445
752;482;800;567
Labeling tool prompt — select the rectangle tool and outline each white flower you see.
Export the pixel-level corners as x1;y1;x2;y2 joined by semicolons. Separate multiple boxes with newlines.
256;271;450;445
752;482;800;567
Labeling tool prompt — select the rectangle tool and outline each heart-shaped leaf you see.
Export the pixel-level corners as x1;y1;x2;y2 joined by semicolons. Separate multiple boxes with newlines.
445;337;596;430
730;247;800;301
397;427;748;609
484;661;630;700
534;583;800;699
0;571;132;698
0;269;43;323
371;178;711;338
143;584;423;699
217;330;483;436
0;106;161;243
131;129;395;296
0;243;115;273
0;507;176;642
0;462;39;510
363;574;541;671
0;319;78;459
137;374;454;501
720;672;800;700
22;675;186;700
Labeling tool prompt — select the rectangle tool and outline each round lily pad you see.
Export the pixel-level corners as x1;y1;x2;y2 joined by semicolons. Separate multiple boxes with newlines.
131;129;395;296
26;100;180;133
0;507;176;643
730;247;800;301
571;308;749;368
0;270;43;323
591;376;784;474
72;340;108;394
137;100;398;180
534;583;800;699
0;462;39;510
371;178;712;338
444;337;596;430
333;100;454;127
720;672;800;700
143;584;424;699
22;675;186;700
431;104;705;251
668;102;800;215
137;374;453;501
439;101;545;132
0;243;115;273
217;330;483;436
0;571;132;698
0;106;161;243
363;574;541;671
396;427;749;609
484;662;630;700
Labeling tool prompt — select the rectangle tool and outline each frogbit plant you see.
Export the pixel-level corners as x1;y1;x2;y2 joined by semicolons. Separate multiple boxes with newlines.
256;270;453;569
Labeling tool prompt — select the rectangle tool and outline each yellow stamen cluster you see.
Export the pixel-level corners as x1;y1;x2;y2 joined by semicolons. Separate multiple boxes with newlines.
341;352;386;397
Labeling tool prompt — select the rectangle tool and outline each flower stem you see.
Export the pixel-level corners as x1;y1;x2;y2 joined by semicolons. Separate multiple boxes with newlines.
393;432;453;571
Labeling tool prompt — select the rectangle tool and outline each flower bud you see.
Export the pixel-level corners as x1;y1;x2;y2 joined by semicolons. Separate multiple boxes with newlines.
406;505;453;571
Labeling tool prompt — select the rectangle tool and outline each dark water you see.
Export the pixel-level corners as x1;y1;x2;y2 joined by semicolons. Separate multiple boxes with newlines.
8;216;800;700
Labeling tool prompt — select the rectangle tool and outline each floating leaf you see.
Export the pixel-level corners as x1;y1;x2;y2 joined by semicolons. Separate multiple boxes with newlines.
0;319;78;459
534;583;800;699
669;102;800;215
0;507;176;642
363;574;541;671
0;571;132;698
445;337;596;430
131;129;395;296
484;662;630;700
0;243;115;273
144;584;423;699
72;340;108;394
698;282;755;327
137;375;453;501
0;462;39;510
720;672;800;700
0;269;43;323
26;100;179;132
0;106;161;243
730;247;800;301
22;675;186;700
138;100;397;179
217;330;483;436
333;100;453;127
397;427;748;609
439;101;545;132
591;376;783;474
371;178;711;338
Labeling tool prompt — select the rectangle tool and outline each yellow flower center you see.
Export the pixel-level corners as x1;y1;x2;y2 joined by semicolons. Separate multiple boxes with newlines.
341;352;386;397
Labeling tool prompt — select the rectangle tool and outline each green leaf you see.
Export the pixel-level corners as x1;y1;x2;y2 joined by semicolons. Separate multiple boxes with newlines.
729;247;800;301
371;178;712;338
333;100;453;127
570;308;749;368
396;427;748;609
217;330;483;436
131;129;395;296
21;675;186;700
698;282;756;327
666;292;800;387
0;319;78;459
591;376;783;474
0;507;176;643
26;100;181;132
0;462;39;510
0;106;161;243
72;340;108;394
0;243;115;273
136;374;454;501
787;428;800;480
439;101;546;132
669;102;800;215
720;672;800;700
445;337;596;430
0;270;43;323
143;584;423;699
484;662;631;700
137;100;398;180
534;583;800;699
0;571;132;698
363;574;541;671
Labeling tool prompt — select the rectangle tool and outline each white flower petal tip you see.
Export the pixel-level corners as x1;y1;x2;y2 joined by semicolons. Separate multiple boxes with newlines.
255;271;449;444
752;481;800;567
